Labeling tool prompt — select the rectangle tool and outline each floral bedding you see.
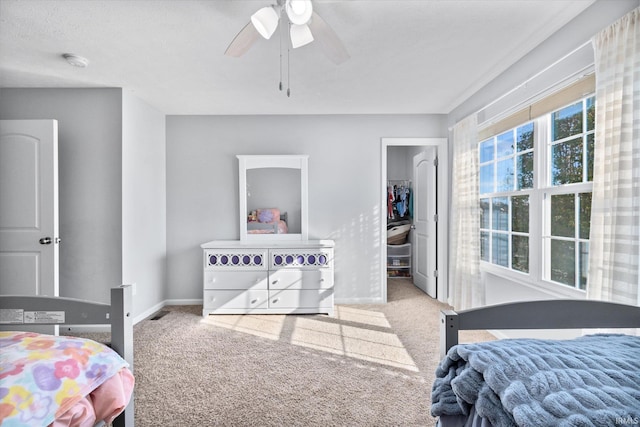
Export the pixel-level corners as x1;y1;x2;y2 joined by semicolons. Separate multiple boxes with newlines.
0;331;133;426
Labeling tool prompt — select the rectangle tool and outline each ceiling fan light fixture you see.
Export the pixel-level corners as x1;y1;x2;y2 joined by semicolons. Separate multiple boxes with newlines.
286;0;312;25
290;24;314;48
251;6;280;39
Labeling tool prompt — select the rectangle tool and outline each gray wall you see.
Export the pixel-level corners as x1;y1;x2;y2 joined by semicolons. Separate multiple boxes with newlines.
0;88;167;320
0;88;123;304
166;114;447;303
122;92;167;317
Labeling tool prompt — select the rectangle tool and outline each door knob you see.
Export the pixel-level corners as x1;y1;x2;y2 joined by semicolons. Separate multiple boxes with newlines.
39;237;52;245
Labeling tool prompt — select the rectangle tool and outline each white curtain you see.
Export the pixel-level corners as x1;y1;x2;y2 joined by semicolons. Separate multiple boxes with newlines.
587;7;640;306
449;114;484;310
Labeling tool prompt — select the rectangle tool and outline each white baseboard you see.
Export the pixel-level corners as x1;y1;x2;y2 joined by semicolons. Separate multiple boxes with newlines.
134;301;166;323
134;299;202;323
334;297;384;305
164;298;203;306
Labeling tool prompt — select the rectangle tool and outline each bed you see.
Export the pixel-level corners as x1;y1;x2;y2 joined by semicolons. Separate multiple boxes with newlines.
0;285;134;427
431;299;640;427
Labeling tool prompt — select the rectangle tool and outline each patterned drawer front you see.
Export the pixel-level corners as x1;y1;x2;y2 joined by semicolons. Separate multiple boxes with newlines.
204;249;268;270
268;289;333;309
269;269;333;290
203;290;268;309
270;248;333;269
204;271;268;290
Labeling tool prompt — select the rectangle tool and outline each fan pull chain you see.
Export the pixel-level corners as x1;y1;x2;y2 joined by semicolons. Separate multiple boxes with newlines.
287;47;291;97
279;19;283;92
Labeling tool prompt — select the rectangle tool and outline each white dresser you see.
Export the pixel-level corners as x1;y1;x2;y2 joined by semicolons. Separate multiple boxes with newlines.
201;240;335;316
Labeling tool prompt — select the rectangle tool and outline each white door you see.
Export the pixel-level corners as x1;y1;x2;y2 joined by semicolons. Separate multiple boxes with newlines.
0;120;59;297
412;148;437;298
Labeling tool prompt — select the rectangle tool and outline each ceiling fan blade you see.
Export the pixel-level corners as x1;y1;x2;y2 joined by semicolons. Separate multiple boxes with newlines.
308;11;350;65
224;22;260;57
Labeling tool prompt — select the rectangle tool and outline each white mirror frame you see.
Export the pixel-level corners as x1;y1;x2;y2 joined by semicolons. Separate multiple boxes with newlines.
238;154;309;241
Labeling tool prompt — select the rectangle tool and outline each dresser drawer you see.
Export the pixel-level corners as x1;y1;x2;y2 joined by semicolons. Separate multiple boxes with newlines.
204;271;268;290
204;249;268;271
269;269;333;290
268;289;333;309
204;290;268;309
270;248;333;270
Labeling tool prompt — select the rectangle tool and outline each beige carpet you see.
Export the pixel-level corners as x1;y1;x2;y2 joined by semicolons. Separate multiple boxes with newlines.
100;279;494;426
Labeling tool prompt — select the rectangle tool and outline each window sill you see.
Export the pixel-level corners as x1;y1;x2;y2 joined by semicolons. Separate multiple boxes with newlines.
480;262;587;300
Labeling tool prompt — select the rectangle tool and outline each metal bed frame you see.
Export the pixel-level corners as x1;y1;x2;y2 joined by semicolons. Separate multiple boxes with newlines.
440;299;640;358
0;285;134;427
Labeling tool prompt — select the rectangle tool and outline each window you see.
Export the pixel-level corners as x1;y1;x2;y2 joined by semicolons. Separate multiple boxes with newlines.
544;97;595;290
479;122;533;273
479;94;595;291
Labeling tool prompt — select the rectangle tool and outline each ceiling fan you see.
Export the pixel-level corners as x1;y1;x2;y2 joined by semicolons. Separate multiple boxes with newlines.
224;0;350;65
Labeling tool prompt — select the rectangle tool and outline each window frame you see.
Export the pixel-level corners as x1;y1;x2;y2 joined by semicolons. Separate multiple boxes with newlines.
479;121;534;273
478;94;595;298
541;96;594;291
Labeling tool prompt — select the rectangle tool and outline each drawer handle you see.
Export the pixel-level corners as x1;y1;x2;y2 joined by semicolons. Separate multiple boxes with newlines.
272;298;279;303
272;280;279;285
251;299;258;304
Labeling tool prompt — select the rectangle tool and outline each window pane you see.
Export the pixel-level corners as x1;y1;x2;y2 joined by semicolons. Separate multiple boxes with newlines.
517;122;534;152
480;139;494;163
481;231;490;262
551;194;575;237
586;133;594;182
492;197;509;231
517;152;534;190
550;239;575;287
496;159;514;192
586;97;595;131
496;131;514;158
480;164;494;194
492;233;508;267
512;235;529;273
552;137;583;185
512;196;529;233
552;101;583;141
480;198;490;229
579;242;589;290
579;192;592;240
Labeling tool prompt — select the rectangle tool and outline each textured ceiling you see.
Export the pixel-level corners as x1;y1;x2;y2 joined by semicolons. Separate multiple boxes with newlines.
0;0;595;115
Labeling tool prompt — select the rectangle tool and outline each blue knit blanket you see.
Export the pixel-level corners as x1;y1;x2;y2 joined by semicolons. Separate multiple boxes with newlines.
431;334;640;426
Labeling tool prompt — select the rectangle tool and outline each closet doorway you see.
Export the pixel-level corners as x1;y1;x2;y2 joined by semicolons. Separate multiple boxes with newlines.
380;138;448;304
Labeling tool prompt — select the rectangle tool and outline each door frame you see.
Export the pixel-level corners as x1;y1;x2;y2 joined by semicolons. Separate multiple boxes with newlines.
380;137;448;303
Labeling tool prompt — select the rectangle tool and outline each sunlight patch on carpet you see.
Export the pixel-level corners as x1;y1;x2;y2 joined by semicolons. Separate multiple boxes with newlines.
202;314;285;340
290;316;419;372
201;308;418;372
334;306;391;328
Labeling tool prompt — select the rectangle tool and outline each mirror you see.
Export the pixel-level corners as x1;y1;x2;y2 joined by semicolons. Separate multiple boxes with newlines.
238;155;308;241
